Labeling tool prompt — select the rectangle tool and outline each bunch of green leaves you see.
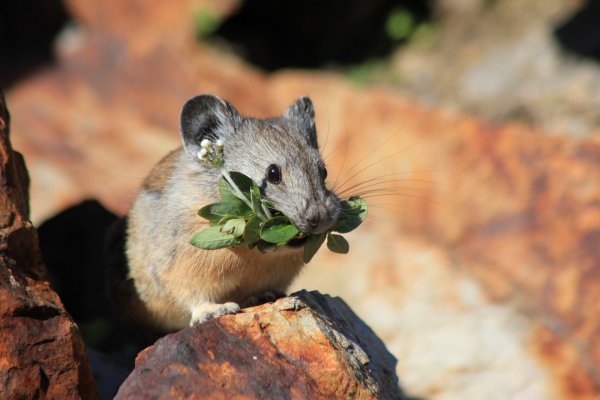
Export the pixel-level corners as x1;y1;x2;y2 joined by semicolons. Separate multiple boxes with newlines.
190;171;367;262
193;8;222;39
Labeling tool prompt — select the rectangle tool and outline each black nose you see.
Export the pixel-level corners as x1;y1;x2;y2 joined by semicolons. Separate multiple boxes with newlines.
307;216;320;228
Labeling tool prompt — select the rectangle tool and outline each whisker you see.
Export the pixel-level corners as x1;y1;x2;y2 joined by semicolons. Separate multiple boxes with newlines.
348;187;431;195
333;173;414;194
323;124;364;162
355;213;395;223
320;109;331;154
331;131;350;190
363;205;408;213
348;192;440;205
335;177;438;198
333;149;420;193
341;128;404;179
360;206;424;220
342;186;434;197
338;189;423;202
364;202;422;208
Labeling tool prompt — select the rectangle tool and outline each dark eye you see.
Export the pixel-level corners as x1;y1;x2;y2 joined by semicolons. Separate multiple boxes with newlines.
321;167;328;180
266;164;282;184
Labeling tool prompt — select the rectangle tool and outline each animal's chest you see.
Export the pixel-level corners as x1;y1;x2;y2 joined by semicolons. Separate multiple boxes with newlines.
210;249;304;303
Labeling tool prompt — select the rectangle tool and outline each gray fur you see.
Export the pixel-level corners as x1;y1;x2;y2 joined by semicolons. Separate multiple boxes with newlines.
180;94;340;234
284;96;317;148
180;95;241;156
124;94;340;331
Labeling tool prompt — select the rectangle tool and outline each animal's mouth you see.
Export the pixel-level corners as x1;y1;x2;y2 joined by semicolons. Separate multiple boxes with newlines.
286;236;308;248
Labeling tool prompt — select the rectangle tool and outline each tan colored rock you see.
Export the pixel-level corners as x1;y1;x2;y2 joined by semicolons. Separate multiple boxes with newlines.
293;235;565;400
0;93;98;399
5;0;600;398
271;76;600;399
115;291;403;400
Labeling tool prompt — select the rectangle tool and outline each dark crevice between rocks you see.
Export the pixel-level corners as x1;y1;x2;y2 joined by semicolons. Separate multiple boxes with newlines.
37;199;406;399
555;1;600;61
209;0;431;71
32;338;56;347
38;365;50;398
37;199;159;399
37;200;158;374
0;0;71;90
38;200;119;323
13;304;61;321
5;226;46;279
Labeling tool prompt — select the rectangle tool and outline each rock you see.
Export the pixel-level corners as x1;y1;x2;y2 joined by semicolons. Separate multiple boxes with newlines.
270;75;600;399
393;0;600;138
0;92;45;279
6;0;600;398
115;291;403;400
0;92;98;399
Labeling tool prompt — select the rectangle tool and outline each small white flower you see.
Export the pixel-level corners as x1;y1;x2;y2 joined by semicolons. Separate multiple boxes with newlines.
200;139;211;148
215;139;224;148
197;148;208;160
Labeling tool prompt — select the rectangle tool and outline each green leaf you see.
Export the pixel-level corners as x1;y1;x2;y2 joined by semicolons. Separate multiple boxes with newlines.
260;216;300;244
194;9;221;39
262;199;280;218
195;171;366;259
198;199;252;221
326;233;349;254
332;196;368;233
303;233;326;263
251;181;261;201
228;171;254;194
218;176;238;202
190;226;240;249
385;8;415;41
222;218;246;237
198;203;222;224
249;186;263;216
243;216;262;243
256;240;277;253
346;196;368;215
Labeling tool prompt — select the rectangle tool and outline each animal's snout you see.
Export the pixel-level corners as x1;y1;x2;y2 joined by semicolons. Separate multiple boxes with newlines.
293;193;341;235
307;215;320;229
302;206;335;235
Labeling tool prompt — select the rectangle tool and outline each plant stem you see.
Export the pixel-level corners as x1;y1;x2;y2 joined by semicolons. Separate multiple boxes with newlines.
221;169;269;221
221;170;253;208
261;202;272;219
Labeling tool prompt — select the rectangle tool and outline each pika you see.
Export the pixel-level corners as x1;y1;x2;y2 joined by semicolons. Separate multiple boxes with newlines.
114;95;340;332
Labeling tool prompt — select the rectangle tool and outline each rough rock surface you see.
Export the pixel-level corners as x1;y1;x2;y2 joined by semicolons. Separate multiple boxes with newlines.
116;291;403;400
0;95;44;280
394;0;600;138
0;93;98;399
284;79;600;399
6;0;600;399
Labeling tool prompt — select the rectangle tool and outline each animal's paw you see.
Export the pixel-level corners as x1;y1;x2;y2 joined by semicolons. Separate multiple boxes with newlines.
241;290;287;308
189;302;241;326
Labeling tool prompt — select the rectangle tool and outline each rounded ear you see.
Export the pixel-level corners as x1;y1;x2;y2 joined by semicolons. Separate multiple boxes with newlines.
284;96;317;148
179;95;240;155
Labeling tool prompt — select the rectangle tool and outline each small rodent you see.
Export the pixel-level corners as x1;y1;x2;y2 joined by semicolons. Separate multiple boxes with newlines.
115;94;341;332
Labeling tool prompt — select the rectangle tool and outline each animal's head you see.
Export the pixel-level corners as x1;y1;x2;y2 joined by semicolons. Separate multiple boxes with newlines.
180;94;340;236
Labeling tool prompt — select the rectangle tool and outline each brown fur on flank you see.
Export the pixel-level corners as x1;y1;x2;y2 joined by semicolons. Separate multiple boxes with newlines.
119;95;340;331
142;149;179;194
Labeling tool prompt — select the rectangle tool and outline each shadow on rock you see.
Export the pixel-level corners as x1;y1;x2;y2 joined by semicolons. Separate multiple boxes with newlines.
38;200;407;399
213;0;431;70
38;200;157;398
0;0;71;89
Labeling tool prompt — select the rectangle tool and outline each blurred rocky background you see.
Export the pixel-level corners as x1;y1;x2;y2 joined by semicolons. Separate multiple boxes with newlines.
3;0;600;399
